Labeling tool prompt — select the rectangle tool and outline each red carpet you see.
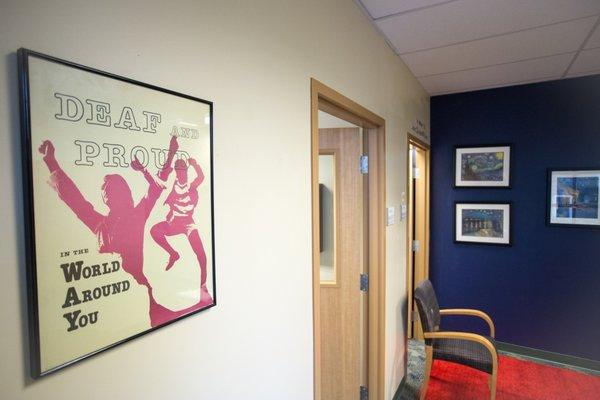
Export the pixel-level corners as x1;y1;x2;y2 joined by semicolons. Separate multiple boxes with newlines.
425;355;600;399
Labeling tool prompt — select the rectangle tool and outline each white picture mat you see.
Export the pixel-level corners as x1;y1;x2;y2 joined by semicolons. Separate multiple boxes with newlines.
456;203;510;244
549;170;600;225
455;146;510;187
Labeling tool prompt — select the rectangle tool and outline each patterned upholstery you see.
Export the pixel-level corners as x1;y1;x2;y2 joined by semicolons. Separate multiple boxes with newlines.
414;280;441;343
414;279;496;375
433;337;495;374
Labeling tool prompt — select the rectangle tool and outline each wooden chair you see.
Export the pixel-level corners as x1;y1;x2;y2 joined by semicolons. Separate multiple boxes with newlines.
414;280;498;400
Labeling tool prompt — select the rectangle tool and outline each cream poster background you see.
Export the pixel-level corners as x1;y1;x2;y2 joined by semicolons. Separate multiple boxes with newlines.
28;55;214;373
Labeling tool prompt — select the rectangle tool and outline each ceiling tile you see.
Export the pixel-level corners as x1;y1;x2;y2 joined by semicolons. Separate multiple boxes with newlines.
584;22;600;49
359;0;451;19
420;53;573;95
376;0;600;54
568;47;600;75
402;17;595;77
565;69;600;78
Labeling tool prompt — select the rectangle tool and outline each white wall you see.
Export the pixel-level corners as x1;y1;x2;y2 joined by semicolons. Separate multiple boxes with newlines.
0;0;430;399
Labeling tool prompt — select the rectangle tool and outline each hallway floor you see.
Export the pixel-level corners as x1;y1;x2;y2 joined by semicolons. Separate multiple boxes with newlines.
398;340;600;399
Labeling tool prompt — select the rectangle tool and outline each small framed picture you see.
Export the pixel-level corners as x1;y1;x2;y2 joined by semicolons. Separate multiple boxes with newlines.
455;202;512;246
455;144;512;188
547;168;600;228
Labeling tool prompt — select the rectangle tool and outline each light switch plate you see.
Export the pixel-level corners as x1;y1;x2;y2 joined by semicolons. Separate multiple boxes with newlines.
386;206;395;226
400;204;407;221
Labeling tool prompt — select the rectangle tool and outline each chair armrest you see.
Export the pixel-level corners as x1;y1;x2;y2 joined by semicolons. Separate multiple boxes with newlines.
423;331;498;360
440;308;495;338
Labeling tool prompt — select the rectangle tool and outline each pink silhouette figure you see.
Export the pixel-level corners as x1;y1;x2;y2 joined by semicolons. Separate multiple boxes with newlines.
39;137;212;328
150;156;210;300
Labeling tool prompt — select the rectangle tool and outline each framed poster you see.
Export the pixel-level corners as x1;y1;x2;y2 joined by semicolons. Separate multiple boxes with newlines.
455;144;512;188
455;202;512;246
18;49;216;377
547;168;600;228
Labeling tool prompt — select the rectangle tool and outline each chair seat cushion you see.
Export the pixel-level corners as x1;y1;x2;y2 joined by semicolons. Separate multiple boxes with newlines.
433;336;496;374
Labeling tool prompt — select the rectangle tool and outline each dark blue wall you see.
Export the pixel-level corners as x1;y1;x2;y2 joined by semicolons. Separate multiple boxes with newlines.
430;75;600;361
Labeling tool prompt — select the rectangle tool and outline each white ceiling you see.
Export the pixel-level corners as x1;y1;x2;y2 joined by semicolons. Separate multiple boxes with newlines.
355;0;600;95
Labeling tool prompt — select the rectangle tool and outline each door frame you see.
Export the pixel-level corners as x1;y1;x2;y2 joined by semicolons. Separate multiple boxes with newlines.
311;78;386;400
405;134;430;339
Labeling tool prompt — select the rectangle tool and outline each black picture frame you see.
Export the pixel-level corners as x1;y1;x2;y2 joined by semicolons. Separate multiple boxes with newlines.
18;48;217;377
454;201;512;246
546;168;600;229
454;144;513;188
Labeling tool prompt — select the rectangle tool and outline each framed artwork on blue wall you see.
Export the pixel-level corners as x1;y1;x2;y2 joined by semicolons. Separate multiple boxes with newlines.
547;168;600;228
454;144;512;188
455;202;512;246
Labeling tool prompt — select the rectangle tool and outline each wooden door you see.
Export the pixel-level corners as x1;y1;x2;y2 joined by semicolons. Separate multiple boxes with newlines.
408;143;430;340
319;127;365;400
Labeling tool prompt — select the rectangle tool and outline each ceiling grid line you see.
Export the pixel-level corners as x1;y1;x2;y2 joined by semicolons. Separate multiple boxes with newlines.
373;0;460;21
562;15;600;78
398;14;600;56
430;74;563;96
416;50;578;79
567;67;600;78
